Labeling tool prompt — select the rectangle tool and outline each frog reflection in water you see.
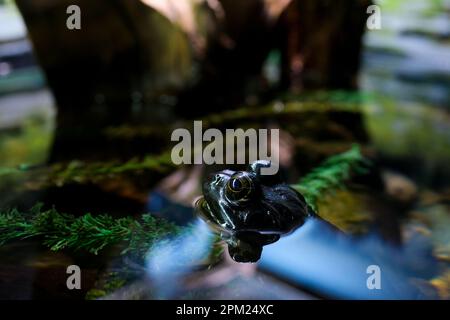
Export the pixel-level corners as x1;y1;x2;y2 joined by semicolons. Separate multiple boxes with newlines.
196;160;317;263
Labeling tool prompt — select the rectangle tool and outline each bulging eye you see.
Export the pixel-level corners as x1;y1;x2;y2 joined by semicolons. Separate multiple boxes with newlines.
229;178;243;191
226;173;253;202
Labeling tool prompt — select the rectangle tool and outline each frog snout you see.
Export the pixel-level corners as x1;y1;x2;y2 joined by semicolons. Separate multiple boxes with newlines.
211;174;222;184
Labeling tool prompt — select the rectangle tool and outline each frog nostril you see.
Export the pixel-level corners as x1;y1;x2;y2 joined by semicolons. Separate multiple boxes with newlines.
210;174;221;184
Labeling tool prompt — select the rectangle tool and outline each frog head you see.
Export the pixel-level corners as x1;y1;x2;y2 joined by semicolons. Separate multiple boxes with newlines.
196;160;312;263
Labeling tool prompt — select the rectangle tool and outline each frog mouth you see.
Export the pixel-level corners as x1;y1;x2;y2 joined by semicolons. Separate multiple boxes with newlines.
195;196;283;236
194;196;229;234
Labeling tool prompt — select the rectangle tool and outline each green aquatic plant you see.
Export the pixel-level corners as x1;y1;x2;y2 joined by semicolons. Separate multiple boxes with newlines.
292;144;370;212
0;145;369;256
0;144;369;263
0;204;180;257
0;151;176;190
0;145;370;297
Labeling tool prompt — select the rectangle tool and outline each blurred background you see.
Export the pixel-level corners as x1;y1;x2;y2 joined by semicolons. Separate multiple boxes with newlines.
0;0;449;300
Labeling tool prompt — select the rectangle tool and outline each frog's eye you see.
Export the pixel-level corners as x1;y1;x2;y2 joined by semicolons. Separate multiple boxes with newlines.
225;173;253;202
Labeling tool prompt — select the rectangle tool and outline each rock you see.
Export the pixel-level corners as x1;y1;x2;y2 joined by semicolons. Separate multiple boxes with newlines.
430;269;450;300
316;190;373;235
382;170;418;204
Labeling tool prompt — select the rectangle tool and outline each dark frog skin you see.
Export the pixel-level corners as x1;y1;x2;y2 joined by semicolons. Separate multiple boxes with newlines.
196;160;316;263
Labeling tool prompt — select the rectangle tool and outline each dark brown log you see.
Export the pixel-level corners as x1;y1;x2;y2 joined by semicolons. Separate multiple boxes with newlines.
15;0;194;161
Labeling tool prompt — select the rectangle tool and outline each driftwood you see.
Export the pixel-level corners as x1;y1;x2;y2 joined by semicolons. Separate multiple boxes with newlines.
15;0;371;161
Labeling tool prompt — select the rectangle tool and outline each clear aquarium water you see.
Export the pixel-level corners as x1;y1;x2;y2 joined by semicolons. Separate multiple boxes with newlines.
0;0;449;301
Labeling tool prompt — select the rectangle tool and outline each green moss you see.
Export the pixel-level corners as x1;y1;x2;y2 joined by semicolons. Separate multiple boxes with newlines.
0;151;176;190
0;94;367;193
86;271;130;300
316;190;372;234
365;98;450;170
0;115;53;167
85;289;108;300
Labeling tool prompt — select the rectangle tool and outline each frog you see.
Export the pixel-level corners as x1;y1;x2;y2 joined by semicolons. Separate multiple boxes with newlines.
195;160;317;263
